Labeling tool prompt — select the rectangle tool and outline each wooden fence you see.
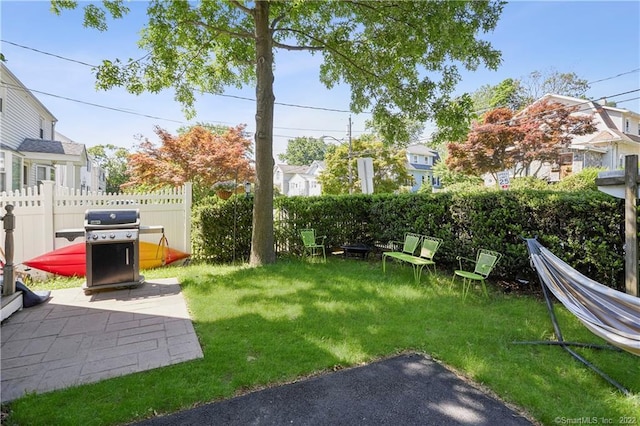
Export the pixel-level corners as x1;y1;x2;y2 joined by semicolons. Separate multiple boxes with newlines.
1;181;192;266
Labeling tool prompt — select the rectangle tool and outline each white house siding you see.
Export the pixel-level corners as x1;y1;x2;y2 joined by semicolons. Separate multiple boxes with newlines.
308;178;321;196
1;64;58;192
288;174;310;196
1;75;56;148
524;94;640;177
605;109;624;132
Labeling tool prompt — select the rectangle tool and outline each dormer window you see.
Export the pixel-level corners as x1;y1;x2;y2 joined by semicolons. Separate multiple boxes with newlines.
625;119;630;133
40;117;45;139
412;155;418;163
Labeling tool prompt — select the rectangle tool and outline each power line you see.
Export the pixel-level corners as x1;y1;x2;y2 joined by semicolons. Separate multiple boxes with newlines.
1;39;361;114
4;40;637;138
1;40;99;68
472;90;640;131
1;81;364;135
588;68;640;85
470;68;640;116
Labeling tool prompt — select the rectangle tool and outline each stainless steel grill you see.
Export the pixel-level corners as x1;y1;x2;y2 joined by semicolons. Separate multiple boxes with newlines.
55;209;164;294
83;209;142;292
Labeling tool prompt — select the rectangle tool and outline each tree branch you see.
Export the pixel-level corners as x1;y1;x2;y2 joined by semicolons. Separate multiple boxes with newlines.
182;19;255;40
272;41;324;51
274;27;381;81
229;0;253;15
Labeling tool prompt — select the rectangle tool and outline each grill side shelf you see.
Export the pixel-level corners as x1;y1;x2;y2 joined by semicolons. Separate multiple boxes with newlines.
55;228;85;242
140;225;164;234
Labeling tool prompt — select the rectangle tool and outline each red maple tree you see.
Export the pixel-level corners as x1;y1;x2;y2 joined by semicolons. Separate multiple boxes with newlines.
513;100;596;176
446;100;596;182
124;125;254;197
446;108;522;182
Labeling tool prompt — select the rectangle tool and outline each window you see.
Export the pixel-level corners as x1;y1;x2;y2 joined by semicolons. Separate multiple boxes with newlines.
412;155;418;163
11;155;21;190
36;165;54;186
625;119;630;133
40;117;45;139
23;165;27;185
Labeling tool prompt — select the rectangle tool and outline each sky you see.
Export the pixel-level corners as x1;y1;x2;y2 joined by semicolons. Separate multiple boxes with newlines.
1;1;639;162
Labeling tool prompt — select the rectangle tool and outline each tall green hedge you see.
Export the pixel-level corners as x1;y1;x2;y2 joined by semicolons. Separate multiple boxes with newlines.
192;190;633;291
191;195;253;264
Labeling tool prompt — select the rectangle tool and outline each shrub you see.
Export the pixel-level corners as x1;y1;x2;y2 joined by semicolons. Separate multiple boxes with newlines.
193;189;631;292
554;167;606;191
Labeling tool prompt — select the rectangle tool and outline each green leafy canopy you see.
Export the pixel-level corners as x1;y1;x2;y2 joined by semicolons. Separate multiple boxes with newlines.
52;0;505;265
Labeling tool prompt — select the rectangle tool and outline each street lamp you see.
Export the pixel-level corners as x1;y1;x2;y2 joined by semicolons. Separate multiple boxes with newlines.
322;122;354;194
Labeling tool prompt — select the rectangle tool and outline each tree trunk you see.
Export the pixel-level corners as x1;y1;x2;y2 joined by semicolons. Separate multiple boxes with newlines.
250;2;276;266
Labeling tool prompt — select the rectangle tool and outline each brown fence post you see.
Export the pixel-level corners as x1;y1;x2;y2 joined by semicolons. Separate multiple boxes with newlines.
624;155;638;297
2;204;15;297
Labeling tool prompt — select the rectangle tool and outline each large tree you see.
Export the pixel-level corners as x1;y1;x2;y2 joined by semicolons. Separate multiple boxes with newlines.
54;0;504;265
125;125;254;202
278;137;327;166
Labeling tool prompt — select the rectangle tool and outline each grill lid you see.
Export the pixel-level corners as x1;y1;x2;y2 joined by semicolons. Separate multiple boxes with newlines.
85;209;140;227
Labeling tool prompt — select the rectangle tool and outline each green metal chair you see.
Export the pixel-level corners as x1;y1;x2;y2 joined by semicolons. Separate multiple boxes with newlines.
409;236;443;283
452;249;502;299
382;233;421;275
383;235;442;283
300;229;326;263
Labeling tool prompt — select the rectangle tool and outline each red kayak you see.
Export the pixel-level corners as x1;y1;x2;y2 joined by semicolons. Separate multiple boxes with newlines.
24;241;190;277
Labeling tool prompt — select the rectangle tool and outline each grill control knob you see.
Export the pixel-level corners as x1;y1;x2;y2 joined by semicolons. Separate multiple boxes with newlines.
109;233;116;239
92;234;98;240
126;232;132;238
101;234;107;239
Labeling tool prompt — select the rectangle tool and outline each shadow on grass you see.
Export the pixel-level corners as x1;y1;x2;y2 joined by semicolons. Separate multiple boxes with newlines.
4;258;639;426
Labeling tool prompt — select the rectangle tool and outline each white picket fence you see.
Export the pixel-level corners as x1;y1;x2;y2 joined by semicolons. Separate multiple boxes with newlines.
1;181;192;267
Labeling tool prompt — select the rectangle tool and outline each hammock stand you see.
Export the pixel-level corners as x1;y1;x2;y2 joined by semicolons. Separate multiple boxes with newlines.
514;238;639;396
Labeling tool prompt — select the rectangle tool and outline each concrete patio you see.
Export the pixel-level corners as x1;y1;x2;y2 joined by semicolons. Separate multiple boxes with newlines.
1;278;203;402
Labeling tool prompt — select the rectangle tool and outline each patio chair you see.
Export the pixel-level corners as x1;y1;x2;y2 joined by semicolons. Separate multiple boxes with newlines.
408;236;443;283
382;232;421;274
383;235;442;283
452;248;502;299
300;229;326;263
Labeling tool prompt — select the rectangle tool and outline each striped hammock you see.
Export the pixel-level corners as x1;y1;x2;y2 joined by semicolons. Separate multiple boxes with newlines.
525;238;640;356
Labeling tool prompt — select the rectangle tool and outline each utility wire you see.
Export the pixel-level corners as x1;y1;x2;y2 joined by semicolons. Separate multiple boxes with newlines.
3;40;638;136
1;81;361;134
1;39;360;114
472;90;640;130
588;68;640;85
1;40;99;68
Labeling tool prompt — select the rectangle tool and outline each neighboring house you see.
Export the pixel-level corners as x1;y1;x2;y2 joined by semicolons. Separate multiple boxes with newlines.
274;145;442;196
56;132;106;192
545;94;640;180
0;63;89;193
496;93;639;185
485;93;640;186
274;161;325;196
405;144;440;192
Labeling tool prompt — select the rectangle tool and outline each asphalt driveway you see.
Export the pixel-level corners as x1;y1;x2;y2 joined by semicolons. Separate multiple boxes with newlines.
135;353;533;425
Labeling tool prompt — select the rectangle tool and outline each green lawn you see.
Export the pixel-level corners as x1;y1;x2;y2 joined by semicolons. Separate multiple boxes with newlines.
4;258;639;425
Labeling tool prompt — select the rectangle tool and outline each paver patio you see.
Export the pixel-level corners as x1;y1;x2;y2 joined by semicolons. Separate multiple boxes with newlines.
1;278;203;402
